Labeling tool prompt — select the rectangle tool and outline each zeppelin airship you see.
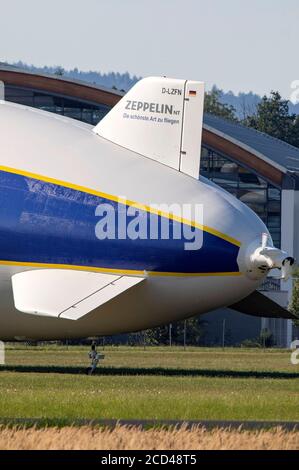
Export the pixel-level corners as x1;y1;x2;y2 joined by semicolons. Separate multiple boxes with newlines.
0;76;296;341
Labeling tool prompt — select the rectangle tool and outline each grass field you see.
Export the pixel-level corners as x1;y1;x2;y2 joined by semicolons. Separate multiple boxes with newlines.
0;345;299;424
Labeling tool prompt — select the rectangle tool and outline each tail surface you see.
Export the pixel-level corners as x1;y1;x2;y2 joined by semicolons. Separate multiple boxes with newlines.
93;77;205;179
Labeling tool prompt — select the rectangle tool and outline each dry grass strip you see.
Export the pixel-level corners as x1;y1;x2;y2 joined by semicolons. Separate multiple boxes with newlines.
0;425;298;450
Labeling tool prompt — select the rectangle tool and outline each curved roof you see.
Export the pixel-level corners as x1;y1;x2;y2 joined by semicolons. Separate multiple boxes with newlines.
1;63;299;188
204;113;299;173
0;63;122;107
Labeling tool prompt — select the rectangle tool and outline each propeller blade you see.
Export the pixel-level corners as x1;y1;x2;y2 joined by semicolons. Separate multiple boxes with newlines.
281;257;295;281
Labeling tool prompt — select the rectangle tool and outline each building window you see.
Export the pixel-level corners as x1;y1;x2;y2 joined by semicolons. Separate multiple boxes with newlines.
4;86;111;125
201;147;281;247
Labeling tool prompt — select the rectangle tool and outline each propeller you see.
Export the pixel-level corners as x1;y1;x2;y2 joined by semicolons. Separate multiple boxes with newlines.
281;257;295;281
248;233;295;281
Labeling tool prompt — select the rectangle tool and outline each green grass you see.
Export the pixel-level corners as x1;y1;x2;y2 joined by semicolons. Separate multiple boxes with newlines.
0;346;298;423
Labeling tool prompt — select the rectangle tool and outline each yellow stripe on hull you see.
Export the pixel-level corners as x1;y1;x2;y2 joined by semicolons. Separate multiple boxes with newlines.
0;260;242;278
0;164;241;247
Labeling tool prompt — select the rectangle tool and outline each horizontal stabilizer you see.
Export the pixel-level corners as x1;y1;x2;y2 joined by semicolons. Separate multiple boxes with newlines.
12;269;144;320
93;77;205;179
229;290;297;320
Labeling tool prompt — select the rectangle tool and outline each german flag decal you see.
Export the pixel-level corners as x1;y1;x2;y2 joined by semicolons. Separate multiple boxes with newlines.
189;90;197;96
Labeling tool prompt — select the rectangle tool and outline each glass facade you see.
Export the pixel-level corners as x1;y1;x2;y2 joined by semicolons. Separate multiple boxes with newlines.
5;86;111;125
200;147;281;247
4;84;282;248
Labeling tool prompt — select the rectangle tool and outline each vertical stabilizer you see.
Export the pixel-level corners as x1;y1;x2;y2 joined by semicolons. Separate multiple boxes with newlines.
93;77;204;179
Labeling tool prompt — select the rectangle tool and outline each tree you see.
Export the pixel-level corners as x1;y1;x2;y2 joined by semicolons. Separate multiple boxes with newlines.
260;328;274;348
54;66;65;76
243;91;299;148
290;267;299;328
142;316;206;346
204;86;237;121
290;115;299;148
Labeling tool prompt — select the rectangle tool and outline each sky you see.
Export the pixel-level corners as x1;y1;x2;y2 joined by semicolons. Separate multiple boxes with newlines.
0;0;298;98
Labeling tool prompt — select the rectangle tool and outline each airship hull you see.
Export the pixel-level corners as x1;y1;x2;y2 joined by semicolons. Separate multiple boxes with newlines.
0;90;287;341
0;264;259;340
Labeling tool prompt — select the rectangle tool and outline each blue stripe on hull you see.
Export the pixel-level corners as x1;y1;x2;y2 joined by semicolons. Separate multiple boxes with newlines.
0;170;240;274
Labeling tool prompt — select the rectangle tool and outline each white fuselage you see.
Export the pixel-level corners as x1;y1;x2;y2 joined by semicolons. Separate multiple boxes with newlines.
0;101;268;340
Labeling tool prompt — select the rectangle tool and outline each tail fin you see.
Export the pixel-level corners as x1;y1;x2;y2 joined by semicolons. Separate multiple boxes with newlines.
229;290;297;320
93;77;204;179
